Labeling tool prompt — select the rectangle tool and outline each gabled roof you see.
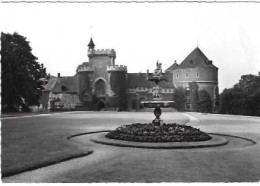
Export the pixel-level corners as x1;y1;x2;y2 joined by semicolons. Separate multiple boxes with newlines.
43;76;78;93
43;76;57;91
166;47;217;71
127;73;174;88
166;61;178;71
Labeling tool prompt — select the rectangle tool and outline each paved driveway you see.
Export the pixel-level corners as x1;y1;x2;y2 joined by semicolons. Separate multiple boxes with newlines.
2;112;260;182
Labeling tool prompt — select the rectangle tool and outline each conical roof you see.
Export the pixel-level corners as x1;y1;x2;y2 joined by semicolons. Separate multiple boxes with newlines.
88;37;95;49
177;47;217;69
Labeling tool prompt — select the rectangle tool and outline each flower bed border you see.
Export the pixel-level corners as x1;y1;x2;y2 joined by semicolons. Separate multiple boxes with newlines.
91;132;228;149
106;123;211;143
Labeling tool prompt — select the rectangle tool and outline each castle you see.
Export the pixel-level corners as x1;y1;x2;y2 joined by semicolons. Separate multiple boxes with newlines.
41;38;219;112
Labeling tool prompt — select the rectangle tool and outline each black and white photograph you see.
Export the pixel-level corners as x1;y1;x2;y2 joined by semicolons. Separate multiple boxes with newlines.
1;0;260;183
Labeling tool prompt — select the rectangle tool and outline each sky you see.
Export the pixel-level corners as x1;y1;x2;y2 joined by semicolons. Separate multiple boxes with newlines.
1;2;260;92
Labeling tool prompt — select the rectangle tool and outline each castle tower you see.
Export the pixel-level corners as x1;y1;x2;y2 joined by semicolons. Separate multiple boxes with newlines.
107;65;128;111
76;37;127;111
76;62;95;110
166;47;219;112
87;38;116;79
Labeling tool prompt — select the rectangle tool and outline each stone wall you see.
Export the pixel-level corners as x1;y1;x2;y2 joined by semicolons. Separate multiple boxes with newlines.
108;70;127;111
89;56;112;79
172;67;218;83
77;71;94;109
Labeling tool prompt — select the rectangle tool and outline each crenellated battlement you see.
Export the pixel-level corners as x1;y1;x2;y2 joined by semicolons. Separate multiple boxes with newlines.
88;48;116;57
76;62;94;73
107;65;127;72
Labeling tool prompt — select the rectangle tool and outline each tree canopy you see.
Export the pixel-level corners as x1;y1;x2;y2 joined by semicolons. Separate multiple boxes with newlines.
1;32;46;112
219;74;260;116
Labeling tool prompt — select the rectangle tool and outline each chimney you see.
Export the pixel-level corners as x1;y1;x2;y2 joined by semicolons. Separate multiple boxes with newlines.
58;73;60;78
146;69;149;77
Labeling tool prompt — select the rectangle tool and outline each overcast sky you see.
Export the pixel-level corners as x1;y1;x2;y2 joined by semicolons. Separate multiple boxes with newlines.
1;2;260;92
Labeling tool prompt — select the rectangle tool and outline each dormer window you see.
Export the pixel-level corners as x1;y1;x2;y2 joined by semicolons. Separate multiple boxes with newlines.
61;86;68;91
176;73;179;79
206;60;213;65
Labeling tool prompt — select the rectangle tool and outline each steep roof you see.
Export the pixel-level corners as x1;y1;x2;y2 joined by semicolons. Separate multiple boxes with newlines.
166;60;179;71
43;76;57;91
178;47;217;69
166;47;217;71
43;76;78;93
88;37;95;49
127;73;174;88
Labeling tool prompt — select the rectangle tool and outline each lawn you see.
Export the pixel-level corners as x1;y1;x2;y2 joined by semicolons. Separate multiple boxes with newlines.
1;111;188;177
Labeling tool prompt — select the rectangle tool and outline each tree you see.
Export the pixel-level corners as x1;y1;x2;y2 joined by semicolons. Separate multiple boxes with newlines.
219;74;260;116
1;32;46;112
219;88;233;114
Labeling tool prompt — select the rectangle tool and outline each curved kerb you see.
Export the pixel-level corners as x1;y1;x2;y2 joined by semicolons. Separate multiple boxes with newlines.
90;132;229;149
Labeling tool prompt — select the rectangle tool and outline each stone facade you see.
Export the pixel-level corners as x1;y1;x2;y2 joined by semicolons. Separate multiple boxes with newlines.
41;38;218;112
166;47;219;112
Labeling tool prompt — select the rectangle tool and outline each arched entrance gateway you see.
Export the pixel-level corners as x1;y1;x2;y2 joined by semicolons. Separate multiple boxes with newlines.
93;78;107;111
97;100;106;111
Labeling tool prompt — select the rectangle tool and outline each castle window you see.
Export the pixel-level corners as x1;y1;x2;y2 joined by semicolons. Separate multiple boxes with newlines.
185;87;190;97
196;72;199;78
185;72;189;78
185;103;191;110
185;99;191;110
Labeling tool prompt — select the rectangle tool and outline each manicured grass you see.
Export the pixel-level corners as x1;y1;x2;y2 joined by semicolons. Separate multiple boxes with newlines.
1;117;92;176
1;111;188;177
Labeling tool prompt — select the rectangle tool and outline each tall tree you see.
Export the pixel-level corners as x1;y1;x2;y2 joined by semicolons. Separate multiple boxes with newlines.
219;74;260;116
1;32;46;112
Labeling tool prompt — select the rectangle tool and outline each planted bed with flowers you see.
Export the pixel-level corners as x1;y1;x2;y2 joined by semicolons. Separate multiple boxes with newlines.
106;123;211;143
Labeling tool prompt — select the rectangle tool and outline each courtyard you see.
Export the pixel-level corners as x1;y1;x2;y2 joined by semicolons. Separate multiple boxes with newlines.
1;111;260;182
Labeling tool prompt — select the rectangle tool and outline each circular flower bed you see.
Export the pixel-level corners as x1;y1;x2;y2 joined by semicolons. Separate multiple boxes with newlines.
106;123;211;142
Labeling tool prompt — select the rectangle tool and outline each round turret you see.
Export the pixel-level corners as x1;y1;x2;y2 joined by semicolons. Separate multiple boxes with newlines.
107;65;127;111
76;62;95;109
